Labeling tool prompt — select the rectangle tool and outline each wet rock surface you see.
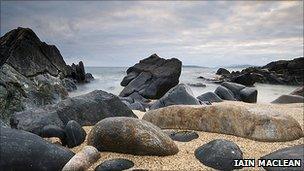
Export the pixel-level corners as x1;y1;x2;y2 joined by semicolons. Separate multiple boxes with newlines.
166;130;199;142
65;120;87;148
87;117;178;156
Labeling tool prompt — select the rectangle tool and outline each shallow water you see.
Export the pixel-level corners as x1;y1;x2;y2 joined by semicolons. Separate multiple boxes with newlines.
69;67;298;103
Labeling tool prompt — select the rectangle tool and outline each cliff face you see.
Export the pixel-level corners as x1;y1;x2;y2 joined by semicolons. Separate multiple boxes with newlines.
0;27;70;77
0;27;92;124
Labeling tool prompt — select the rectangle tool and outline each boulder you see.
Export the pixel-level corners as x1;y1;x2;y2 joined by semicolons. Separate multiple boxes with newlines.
119;54;182;99
260;144;304;171
231;73;262;86
95;158;134;171
85;73;94;82
197;92;223;103
214;85;236;101
143;104;303;141
195;139;243;171
272;95;304;104
65;120;87;148
240;87;258;103
87;117;178;156
61;78;77;92
216;68;230;75
62;146;100;171
0;127;74;170
221;82;246;100
11;90;137;134
290;86;304;97
150;84;200;110
70;61;87;83
128;101;146;112
40;125;67;145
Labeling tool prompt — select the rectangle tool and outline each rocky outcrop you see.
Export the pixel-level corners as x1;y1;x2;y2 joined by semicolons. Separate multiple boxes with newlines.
150;84;201;110
271;95;304;104
195;139;243;171
216;68;230;75
143;104;303;142
219;57;304;86
11;90;137;134
119;54;182;99
0;127;74;170
0;27;93;123
87;117;179;156
260;144;304;171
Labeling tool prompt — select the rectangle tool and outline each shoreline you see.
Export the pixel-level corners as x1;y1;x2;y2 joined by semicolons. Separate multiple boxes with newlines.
69;102;304;171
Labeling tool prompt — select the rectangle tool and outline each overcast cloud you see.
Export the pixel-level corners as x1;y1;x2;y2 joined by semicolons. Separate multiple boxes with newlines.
1;1;303;67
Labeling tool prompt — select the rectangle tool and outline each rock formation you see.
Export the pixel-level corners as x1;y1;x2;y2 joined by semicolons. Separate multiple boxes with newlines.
119;54;182;100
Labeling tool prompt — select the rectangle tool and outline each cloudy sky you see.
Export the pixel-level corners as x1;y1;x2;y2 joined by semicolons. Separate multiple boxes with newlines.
1;1;303;67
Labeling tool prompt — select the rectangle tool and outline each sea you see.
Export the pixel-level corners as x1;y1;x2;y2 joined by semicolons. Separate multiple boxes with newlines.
69;66;298;103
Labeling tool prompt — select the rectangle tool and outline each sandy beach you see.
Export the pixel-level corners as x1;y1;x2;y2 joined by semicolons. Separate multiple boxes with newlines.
70;102;304;171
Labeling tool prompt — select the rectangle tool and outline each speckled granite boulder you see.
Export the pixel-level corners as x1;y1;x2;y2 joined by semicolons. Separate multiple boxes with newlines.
87;117;178;156
143;103;303;142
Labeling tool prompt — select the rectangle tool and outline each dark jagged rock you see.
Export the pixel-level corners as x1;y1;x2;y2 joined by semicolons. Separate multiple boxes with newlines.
150;84;200;110
0;127;74;171
271;95;304;104
87;117;178;156
216;68;230;75
166;130;199;142
261;144;304;171
119;54;182;99
65;120;87;148
290;86;304;97
0;27;70;77
195;139;243;171
61;78;77;92
95;158;134;171
70;61;91;83
11;90;137;134
85;73;94;82
40;125;67;145
220;57;304;86
197;92;223;103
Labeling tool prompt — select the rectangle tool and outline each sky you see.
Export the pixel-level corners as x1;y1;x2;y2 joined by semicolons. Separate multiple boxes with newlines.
1;1;303;67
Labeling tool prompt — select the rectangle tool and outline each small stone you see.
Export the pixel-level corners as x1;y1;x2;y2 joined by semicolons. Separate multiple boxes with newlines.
167;130;199;142
95;158;134;171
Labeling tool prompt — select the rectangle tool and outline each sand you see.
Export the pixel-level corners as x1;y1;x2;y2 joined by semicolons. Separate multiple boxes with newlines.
70;102;304;171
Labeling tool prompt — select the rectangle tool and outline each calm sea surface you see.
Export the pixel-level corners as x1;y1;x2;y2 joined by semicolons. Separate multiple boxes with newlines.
69;67;297;103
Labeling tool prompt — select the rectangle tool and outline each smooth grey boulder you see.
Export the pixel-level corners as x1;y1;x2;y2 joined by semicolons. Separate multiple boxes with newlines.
120;54;182;99
65;120;87;148
290;86;304;97
261;144;304;171
87;117;178;156
0;127;74;171
11;90;137;134
214;85;236;101
272;95;304;104
150;84;201;110
197;92;223;103
195;139;243;171
240;87;258;103
221;82;246;100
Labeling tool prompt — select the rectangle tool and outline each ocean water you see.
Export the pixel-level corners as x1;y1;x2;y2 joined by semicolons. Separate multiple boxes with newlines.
69;67;298;103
